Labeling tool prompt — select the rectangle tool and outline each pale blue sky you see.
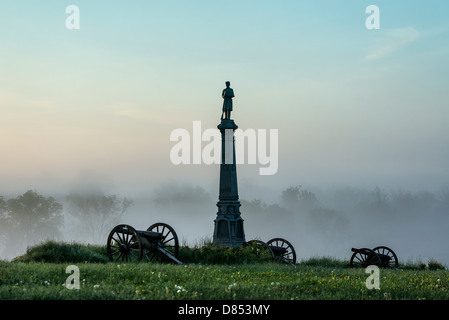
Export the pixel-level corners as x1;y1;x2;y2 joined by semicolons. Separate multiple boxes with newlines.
1;1;448;195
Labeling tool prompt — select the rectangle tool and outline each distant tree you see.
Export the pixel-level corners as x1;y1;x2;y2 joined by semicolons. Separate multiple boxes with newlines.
66;192;133;243
0;190;63;256
390;190;436;216
241;198;290;218
0;196;7;249
281;186;301;210
241;199;266;213
281;185;319;213
370;186;389;205
439;186;449;210
0;196;6;220
241;198;293;236
364;186;391;215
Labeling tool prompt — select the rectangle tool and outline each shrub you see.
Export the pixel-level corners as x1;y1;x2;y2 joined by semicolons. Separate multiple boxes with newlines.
428;259;446;271
178;244;273;265
13;241;108;263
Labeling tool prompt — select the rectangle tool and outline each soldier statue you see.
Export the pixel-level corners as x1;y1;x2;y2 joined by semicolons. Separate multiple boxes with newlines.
221;81;234;120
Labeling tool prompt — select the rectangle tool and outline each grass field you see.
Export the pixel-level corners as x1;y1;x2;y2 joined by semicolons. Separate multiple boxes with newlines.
1;241;448;300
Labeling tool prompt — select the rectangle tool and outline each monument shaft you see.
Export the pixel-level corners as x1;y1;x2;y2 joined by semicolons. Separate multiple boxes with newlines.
213;119;245;247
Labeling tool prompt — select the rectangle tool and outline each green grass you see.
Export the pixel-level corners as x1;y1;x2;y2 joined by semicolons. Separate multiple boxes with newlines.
1;241;448;300
2;261;449;300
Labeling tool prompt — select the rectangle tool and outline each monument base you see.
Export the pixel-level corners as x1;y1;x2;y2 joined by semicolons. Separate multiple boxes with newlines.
213;200;245;247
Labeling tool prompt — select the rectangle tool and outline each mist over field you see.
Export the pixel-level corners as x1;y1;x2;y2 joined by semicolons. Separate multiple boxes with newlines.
117;181;449;266
2;176;449;267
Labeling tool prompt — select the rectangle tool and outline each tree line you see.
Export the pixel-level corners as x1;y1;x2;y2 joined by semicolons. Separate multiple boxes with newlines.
2;184;448;259
0;190;132;258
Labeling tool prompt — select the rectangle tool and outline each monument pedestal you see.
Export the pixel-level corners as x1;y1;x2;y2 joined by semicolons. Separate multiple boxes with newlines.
213;119;245;247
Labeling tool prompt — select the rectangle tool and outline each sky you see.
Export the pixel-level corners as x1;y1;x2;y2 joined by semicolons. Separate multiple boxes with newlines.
1;0;448;198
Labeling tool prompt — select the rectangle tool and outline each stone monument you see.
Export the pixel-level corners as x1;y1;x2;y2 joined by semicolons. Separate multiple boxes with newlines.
213;81;246;247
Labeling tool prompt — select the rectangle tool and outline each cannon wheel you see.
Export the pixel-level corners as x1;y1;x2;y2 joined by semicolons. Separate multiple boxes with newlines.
266;238;297;266
373;246;399;268
350;248;381;268
243;240;275;262
145;222;179;262
107;224;143;262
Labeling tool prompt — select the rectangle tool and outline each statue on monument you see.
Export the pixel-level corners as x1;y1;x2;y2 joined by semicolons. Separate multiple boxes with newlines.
221;81;234;120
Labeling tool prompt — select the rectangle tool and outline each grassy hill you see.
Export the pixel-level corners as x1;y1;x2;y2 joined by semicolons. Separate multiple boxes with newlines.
1;241;448;300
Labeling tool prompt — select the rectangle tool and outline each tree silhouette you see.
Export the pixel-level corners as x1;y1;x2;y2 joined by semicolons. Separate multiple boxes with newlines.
0;196;7;252
0;190;63;256
281;185;319;213
66;192;133;243
0;196;6;219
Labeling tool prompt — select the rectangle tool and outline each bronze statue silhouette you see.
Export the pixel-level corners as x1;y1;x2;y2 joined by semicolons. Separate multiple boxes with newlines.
221;81;234;120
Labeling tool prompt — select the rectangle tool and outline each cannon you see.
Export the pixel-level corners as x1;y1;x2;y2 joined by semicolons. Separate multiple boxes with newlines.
244;238;296;266
107;222;182;265
350;246;398;269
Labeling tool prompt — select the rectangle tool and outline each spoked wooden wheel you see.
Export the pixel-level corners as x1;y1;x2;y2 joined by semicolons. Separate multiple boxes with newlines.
243;240;275;262
266;238;297;266
373;246;399;268
145;222;179;262
107;224;143;262
350;248;381;268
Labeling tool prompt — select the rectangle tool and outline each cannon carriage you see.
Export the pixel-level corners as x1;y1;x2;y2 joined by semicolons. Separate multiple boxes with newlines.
106;222;182;264
350;246;398;269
